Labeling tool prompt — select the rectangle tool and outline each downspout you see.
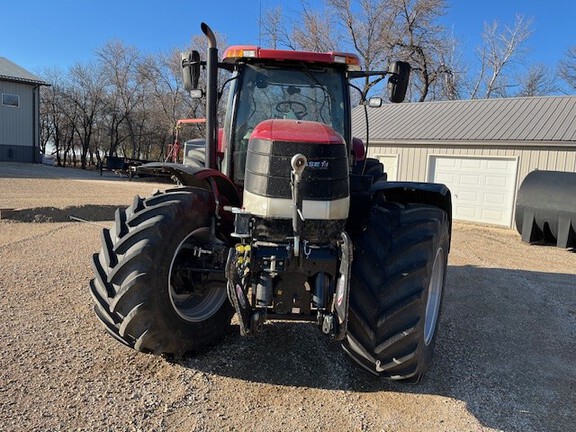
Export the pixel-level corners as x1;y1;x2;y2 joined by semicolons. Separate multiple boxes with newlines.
32;84;38;162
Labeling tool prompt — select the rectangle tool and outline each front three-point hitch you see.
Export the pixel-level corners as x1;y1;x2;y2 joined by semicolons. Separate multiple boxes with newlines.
224;154;352;339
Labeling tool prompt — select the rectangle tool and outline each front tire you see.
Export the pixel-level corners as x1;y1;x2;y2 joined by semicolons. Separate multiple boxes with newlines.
89;187;234;358
342;202;449;381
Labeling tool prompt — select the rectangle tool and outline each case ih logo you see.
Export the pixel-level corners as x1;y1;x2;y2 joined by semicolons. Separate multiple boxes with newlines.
307;160;329;169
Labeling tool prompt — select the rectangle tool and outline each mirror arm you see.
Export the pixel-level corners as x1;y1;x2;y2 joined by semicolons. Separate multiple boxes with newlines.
181;60;235;71
216;62;235;72
348;70;391;79
348;81;367;103
182;60;205;68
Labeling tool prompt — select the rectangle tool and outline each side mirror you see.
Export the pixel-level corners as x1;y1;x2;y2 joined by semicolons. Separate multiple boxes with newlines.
182;50;201;91
387;61;410;103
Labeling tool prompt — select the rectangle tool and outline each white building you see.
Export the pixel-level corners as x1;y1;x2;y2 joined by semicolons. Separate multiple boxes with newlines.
0;57;49;163
352;96;576;227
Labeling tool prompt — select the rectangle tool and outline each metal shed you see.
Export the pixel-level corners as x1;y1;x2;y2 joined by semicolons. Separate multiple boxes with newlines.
0;57;49;163
352;96;576;227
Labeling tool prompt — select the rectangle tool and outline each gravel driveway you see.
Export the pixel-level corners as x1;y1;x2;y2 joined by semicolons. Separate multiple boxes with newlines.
1;162;574;431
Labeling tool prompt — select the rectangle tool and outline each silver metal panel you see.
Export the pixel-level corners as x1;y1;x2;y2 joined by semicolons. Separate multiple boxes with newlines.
352;96;576;145
0;57;47;85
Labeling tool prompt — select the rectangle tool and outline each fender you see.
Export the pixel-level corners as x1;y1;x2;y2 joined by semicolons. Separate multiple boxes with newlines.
371;180;453;242
135;162;241;208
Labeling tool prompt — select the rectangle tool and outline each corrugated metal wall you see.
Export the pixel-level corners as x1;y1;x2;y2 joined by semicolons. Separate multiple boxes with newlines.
368;144;576;183
0;80;36;161
368;143;576;226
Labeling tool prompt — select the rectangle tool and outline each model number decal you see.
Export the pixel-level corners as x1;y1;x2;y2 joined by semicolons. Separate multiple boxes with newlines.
307;160;329;169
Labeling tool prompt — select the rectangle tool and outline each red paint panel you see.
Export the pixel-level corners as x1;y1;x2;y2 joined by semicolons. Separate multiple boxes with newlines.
251;119;344;145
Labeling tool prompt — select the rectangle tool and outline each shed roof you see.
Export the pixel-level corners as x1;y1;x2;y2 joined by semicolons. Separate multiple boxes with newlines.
352;95;576;145
0;57;48;85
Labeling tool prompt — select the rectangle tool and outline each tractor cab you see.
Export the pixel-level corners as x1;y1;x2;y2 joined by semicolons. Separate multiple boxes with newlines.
215;46;360;187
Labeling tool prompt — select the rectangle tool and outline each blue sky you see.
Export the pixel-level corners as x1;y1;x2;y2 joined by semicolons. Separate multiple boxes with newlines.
2;0;576;79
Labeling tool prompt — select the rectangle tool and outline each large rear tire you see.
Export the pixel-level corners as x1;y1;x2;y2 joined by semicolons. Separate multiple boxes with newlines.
352;157;387;182
89;187;234;358
342;202;449;381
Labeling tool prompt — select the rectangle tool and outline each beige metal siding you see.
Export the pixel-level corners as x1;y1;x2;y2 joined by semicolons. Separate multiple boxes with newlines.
368;143;576;226
368;144;576;182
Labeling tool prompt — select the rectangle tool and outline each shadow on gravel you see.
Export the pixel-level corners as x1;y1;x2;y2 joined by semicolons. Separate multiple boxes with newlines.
0;162;121;180
527;239;576;253
2;205;122;223
0;161;173;183
182;320;383;389
176;265;576;432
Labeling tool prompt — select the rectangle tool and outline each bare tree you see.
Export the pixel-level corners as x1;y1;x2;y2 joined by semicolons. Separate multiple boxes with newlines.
260;5;291;49
260;2;337;52
389;0;454;101
138;52;185;160
39;68;78;166
38;31;225;169
432;30;466;100
468;14;533;99
262;0;453;101
60;106;79;167
47;79;81;167
292;3;339;52
99;92;128;159
65;63;106;169
325;0;397;96
96;40;147;159
39;84;55;156
517;64;559;97
558;46;576;92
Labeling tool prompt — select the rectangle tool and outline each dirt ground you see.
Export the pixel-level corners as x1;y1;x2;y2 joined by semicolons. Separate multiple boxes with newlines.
1;161;574;432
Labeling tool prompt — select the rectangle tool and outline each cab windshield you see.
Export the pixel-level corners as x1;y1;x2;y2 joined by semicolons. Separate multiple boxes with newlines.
228;63;347;183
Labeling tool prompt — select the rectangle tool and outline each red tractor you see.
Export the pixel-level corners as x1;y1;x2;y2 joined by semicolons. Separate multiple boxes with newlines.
90;23;451;382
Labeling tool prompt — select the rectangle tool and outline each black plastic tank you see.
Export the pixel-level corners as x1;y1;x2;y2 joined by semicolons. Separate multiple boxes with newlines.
515;170;576;248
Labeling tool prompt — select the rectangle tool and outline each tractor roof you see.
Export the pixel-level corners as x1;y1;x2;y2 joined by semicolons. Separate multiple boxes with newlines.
222;45;361;71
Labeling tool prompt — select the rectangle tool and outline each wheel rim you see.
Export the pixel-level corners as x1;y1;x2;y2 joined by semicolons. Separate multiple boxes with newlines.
424;247;445;346
168;232;228;323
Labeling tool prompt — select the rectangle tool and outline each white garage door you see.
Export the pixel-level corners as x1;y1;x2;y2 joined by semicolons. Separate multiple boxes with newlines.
428;156;518;226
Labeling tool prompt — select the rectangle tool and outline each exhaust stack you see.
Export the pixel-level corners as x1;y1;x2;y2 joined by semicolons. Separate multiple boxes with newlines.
201;22;218;170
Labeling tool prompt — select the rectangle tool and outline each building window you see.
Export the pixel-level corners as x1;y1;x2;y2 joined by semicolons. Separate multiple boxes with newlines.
2;93;20;108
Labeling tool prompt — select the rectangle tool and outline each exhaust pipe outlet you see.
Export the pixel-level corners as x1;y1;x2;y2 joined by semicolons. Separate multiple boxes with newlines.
201;22;217;48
